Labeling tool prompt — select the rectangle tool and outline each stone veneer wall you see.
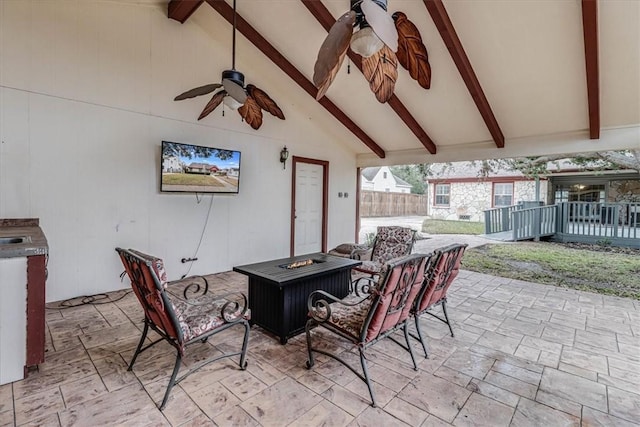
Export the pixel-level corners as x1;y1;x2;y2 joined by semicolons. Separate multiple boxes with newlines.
429;180;548;222
608;180;640;202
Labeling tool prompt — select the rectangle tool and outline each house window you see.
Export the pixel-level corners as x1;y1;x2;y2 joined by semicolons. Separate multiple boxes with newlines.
434;184;450;206
494;183;513;207
383;172;388;179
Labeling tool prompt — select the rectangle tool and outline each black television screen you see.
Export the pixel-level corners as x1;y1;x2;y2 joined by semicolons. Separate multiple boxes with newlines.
161;141;241;193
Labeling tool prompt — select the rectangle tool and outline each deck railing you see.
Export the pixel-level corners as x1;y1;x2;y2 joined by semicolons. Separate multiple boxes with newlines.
483;201;640;248
512;205;557;241
556;202;640;243
483;205;519;234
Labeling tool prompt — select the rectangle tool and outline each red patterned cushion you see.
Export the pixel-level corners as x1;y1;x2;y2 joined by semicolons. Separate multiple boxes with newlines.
364;257;425;341
129;249;168;287
371;227;415;265
416;247;464;313
171;297;250;342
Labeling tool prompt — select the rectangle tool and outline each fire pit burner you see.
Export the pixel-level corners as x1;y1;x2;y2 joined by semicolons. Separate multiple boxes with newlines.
280;258;325;269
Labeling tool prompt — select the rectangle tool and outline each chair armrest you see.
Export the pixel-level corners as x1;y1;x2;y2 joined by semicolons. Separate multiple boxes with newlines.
352;275;378;297
307;290;370;323
167;275;210;299
167;278;249;322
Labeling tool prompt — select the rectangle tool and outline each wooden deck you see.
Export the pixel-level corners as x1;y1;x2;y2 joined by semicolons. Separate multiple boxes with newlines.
484;202;640;248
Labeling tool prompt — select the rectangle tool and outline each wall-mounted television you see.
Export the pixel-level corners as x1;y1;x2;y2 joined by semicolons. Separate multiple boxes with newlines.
161;140;241;194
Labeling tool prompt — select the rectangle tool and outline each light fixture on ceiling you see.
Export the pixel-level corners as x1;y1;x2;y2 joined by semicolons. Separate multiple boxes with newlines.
173;0;285;129
280;146;289;169
313;0;431;103
350;0;397;57
350;26;384;58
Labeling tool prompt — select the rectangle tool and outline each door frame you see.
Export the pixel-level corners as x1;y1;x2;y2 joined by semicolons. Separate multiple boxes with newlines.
290;156;329;256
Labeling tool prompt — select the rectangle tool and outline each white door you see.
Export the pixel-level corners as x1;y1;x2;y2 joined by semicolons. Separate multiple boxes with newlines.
294;162;324;255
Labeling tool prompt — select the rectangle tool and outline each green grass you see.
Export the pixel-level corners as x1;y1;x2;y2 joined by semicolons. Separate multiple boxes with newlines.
463;242;640;300
422;219;484;235
162;173;226;187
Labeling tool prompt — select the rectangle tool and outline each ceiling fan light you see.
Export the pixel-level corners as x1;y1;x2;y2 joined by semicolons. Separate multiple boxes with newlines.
223;95;244;110
350;27;384;58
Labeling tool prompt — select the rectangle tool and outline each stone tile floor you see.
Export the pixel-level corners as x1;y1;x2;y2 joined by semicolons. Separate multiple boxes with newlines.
2;269;639;426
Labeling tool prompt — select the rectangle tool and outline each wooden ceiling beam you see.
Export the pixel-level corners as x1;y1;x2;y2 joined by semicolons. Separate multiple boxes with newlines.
168;0;204;23
423;0;505;148
581;0;600;139
300;0;437;154
170;0;385;158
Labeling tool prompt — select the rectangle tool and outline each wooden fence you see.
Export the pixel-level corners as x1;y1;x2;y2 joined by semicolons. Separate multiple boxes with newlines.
360;190;428;217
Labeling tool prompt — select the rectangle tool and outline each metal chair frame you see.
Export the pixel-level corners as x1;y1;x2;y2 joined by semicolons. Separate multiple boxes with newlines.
350;226;417;292
305;253;431;407
411;243;467;358
116;248;250;410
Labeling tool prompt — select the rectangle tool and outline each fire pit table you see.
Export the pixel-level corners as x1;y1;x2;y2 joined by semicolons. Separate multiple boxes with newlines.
233;253;361;344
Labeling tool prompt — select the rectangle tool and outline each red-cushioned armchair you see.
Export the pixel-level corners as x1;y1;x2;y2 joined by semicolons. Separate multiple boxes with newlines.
411;243;467;358
116;248;250;410
305;253;432;407
350;226;416;291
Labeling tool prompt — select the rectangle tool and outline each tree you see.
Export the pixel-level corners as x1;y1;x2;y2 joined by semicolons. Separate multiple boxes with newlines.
483;150;640;177
391;150;639;190
420;150;639;179
390;165;428;194
162;142;236;161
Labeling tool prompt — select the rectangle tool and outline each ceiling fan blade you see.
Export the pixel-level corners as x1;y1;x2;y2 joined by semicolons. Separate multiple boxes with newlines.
174;83;222;101
393;12;431;89
313;10;356;100
223;78;248;104
238;96;263;130
197;90;227;120
361;0;398;52
362;45;398;103
246;84;285;120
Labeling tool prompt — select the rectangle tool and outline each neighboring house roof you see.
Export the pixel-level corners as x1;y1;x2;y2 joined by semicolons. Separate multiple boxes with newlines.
393;175;412;188
429;162;526;179
361;166;411;188
361;167;381;182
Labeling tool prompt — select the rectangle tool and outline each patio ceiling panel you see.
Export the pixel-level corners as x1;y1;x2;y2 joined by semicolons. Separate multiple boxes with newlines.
160;0;639;166
599;1;640;129
423;0;504;148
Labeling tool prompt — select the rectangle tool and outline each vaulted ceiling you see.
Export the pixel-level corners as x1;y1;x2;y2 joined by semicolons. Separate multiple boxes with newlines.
162;0;639;167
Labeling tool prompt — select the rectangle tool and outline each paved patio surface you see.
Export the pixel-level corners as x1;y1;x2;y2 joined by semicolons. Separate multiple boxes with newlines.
360;216;505;252
2;264;639;426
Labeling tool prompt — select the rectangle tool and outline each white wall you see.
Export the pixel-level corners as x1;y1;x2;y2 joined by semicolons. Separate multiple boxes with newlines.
0;0;358;301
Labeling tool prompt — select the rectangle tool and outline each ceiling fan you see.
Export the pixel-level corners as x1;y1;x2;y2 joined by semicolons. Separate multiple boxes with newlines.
174;0;285;130
313;0;431;103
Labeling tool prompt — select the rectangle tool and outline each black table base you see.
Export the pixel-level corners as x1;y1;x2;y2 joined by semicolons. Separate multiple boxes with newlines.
234;253;361;344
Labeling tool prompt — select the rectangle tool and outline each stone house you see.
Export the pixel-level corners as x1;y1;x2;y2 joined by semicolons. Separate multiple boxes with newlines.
426;162;640;222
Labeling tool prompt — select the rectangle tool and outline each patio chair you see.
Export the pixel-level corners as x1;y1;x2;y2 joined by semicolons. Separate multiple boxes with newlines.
411;243;467;358
305;253;432;407
350;226;416;292
115;248;250;410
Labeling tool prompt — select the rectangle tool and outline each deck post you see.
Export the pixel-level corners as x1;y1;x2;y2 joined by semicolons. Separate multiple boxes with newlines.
533;208;541;241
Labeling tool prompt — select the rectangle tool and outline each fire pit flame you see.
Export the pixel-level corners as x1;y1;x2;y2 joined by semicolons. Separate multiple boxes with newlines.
286;259;314;269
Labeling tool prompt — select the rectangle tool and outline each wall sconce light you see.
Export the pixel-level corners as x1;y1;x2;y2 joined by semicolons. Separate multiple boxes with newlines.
280;146;289;169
